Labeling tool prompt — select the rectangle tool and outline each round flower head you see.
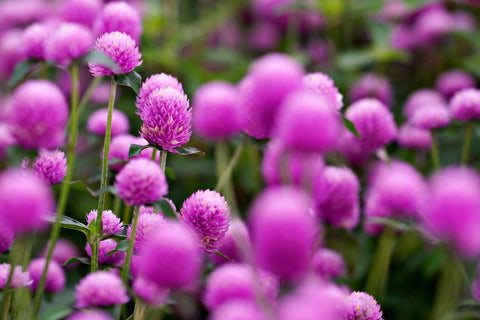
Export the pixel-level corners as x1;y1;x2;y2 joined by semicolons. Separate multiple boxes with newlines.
0;124;15;160
180;189;230;252
311;248;346;279
133;276;169;307
193;82;244;140
85;239;126;266
250;187;318;281
0;30;26;80
436;70;475;99
127;213;167;251
390;24;417;51
28;258;65;293
91;82;117;104
336;129;372;167
314;166;360;230
453;11;476;31
449;88;480;121
88;31;142;77
0;263;32;289
346;291;384;320
244;53;304;138
349;73;393;106
75;271;129;308
209;301;266;320
247;22;280;52
86;209;123;236
87;108;130;137
345;98;397;151
42;239;80;267
33;149;67;185
8;80;68;149
108;135;157;171
23;23;52;60
0;0;49;30
0;169;54;234
274;91;341;153
94;1;142;43
397;124;431;151
67;310;113;320
0;227;14;254
414;6;453;43
403;89;446;120
209;219;249;265
410;104;450;129
44;23;93;68
139;87;192;152
136;223;201;288
136;73;184;113
61;0;102;27
302;72;343;110
380;0;408;21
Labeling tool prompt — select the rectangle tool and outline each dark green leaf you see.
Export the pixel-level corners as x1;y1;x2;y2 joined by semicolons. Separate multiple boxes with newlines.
109;157;127;165
83;51;119;72
367;21;390;48
45;216;89;235
214;251;233;262
154;198;176;218
165;167;176;180
342;116;361;138
63;257;91;267
39;306;72;320
128;144;149;158
173;146;205;156
336;50;374;71
114;70;142;94
106;240;129;256
103;234;127;241
8;60;40;88
70;181;117;197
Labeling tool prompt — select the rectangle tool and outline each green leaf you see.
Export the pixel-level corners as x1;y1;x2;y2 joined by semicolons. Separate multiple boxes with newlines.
8;60;39;88
165;167;176;180
109;157;127;165
342;116;361;138
154;198;176;218
45;216;89;235
114;70;142;94
39;306;72;320
83;51;119;72
70;181;117;197
173;146;205;156
367;21;390;48
336;50;374;71
62;257;91;267
128;144;149;158
106;240;129;256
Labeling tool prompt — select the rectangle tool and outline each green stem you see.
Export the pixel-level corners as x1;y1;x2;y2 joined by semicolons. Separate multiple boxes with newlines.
159;150;167;172
151;149;158;161
78;76;102;111
461;122;473;165
31;63;80;319
113;196;122;216
1;263;15;320
214;141;242;214
133;300;147;320
430;131;440;171
431;256;462;320
122;205;132;224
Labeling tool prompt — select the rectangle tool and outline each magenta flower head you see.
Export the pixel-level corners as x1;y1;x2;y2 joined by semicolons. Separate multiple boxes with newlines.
75;271;129;308
42;239;80;267
136;222;202;289
33;149;67;185
193;82;244;140
28;258;65;293
403;89;446;120
85;239;126;266
138;87;192;152
0;30;26;80
0;227;14;254
67;310;113;320
8;80;68;149
107;135;156;171
449;88;480;121
314;166;360;230
61;0;102;27
88;31;142;77
87;108;130;137
410;104;450;130
250;187;318;281
274;91;341;153
349;73;393;106
397;124;431;151
179;189;231;252
209;219;249;265
423;167;480;258
0;263;32;289
243;54;304;139
136;73;184;113
127;213;167;251
86;209;123;236
311;248;346;280
413;6;453;43
436;70;475;99
115;158;168;206
44;23;93;68
345;98;397;151
302;72;343;110
209;301;266;320
23;23;52;60
346;291;384;320
94;1;142;43
0;169;54;234
247;22;280;52
133;276;169;307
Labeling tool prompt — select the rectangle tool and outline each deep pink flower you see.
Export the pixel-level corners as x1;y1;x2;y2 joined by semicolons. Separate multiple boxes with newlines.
349;73;393;106
302;72;343;110
436;70;475;99
33;149;67;185
75;271;129;308
87;108;130;137
94;1;142;43
346;291;384;320
28;258;65;293
136;73;184;113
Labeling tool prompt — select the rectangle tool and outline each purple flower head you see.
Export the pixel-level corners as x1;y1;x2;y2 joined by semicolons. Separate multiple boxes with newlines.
449;88;480;121
94;1;142;43
436;70;475;99
410;104;450;130
85;239;126;266
136;222;201;289
0;0;49;30
88;31;142;77
115;158;168;206
349;73;393;106
91;82;116;104
397;124;431;151
243;54;304;139
413;6;454;43
307;39;329;65
314;166;360;230
346;291;384;320
44;23;93;68
336;129;372;167
390;24;417;51
345;98;397;151
0;30;26;80
453;11;476;31
0;227;14;254
28;258;65;293
0;169;54;234
0;263;32;289
33;149;67;185
247;22;280;52
311;248;346;279
61;0;102;27
301;72;343;110
87;108;130;137
67;310;113;320
179;189;230;252
250;187;318;281
209;219;249;265
127;213;167;251
133;276;169;307
274;91;341;153
86;209;123;236
136;73;184;113
23;23;52;60
42;239;80;267
8;80;68;149
108;135;156;171
0;124;15;160
380;0;408;21
75;271;129;308
139;87;192;152
209;301;266;320
193;82;244;140
403;89;446;120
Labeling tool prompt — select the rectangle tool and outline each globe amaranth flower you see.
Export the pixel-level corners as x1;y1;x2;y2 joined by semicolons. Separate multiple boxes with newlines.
193;82;245;140
302;72;343;110
0;169;54;234
23;23;52;60
115;158;168;206
0;0;49;30
107;135;157;171
0;29;26;80
449;88;480;121
28;258;65;293
44;22;93;68
410;104;450;130
67;310;113;320
349;73;393;107
133;276;169;307
314;166;360;230
136;73;184;113
86;209;124;236
209;219;249;265
209;301;266;320
403;89;446;120
33;149;67;185
413;5;453;43
42;239;80;267
127;213;167;251
274;91;341;153
136;222;201;289
0;263;32;289
87;108;130;137
85;239;126;266
75;271;129;308
94;1;142;43
380;0;408;21
249;187;318;281
61;0;102;28
247;22;280;52
436;70;475;99
0;227;14;254
179;190;230;252
396;124;431;151
311;248;346;280
8;80;68;149
138;87;192;152
346;291;384;320
88;31;142;77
